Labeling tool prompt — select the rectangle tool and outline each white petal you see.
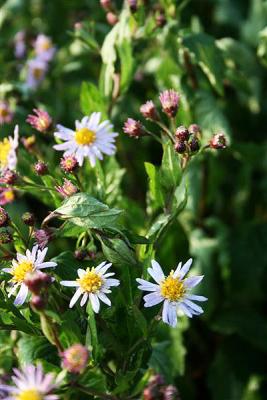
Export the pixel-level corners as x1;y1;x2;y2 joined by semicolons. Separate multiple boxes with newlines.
80;293;88;307
136;278;159;292
148;260;165;284
60;280;79;287
77;269;86;278
172;262;182;278
105;278;120;287
14;284;28;306
186;294;207;302
144;292;163;307
162;300;177;327
179;303;193;318
89;293;100;313
69;288;82;308
183;299;204;314
184;275;204;288
37;262;57;269
97;292;111;306
179;258;193;279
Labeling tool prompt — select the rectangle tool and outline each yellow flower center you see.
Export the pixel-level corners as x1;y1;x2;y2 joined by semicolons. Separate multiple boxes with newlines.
41;40;52;51
77;268;103;293
0;108;9;117
3;189;15;202
0;138;11;167
16;389;42;400
33;68;43;79
75;128;96;146
11;261;35;283
160;271;185;302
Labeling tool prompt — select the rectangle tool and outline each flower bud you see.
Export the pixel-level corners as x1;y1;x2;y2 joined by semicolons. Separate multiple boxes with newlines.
123;118;145;138
159;89;180;118
25;271;52;294
21;135;36;151
74;249;87;261
60;155;78;173
56;179;78;198
0;101;13;125
26;109;52;133
163;385;179;400
22;212;35;226
34;228;52;249
188;123;201;135
100;0;112;11
31;294;46;311
0;230;13;244
0;169;18;185
174;140;186;154
209;132;227;149
155;12;166;28
0;207;9;227
106;12;118;25
189;137;200;153
61;344;89;374
140;101;158;121
34;161;48;176
128;0;137;12
175;125;189;141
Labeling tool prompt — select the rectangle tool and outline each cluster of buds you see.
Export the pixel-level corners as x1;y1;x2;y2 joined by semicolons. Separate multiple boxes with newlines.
61;344;89;374
25;270;53;311
0;205;12;245
26;108;52;133
174;124;201;155
143;375;180;400
0;229;13;244
159;90;180;118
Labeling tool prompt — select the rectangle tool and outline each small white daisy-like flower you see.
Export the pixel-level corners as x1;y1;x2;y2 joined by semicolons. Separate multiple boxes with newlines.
0;125;19;172
34;34;56;62
60;261;120;312
53;112;118;167
2;244;57;306
0;364;59;400
137;259;207;327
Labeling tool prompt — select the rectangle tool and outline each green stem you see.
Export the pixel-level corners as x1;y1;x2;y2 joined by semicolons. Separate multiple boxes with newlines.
73;171;85;192
146;130;163;144
76;384;118;400
11;222;27;248
155;121;175;143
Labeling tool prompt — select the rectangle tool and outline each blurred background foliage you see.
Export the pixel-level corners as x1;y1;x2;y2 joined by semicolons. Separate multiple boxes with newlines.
0;0;267;399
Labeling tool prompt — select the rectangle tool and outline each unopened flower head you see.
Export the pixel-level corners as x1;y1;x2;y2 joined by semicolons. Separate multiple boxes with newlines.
128;0;137;12
189;124;201;135
0;125;19;172
0;364;60;400
0;207;9;227
0;101;13;125
54;112;118;167
22;212;35;226
60;261;120;312
25;270;52;294
60;155;78;173
26;58;48;90
175;125;189;142
56;178;78;198
62;343;89;373
2;244;57;305
140;101;158;121
0;229;13;244
27;108;52;132
210;132;227;149
0;168;18;185
189;137;200;153
159;89;180;118
34;160;48;175
123;118;145;138
100;0;112;11
106;12;118;25
137;258;207;327
174;140;186;154
34;228;52;249
0;187;15;205
34;34;56;62
14;30;26;59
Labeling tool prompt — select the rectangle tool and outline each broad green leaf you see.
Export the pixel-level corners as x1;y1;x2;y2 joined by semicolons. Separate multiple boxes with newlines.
145;162;164;210
80;82;107;117
160;141;182;190
118;39;135;94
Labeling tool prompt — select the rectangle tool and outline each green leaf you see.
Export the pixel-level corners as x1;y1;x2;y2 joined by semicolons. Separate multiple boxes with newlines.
182;33;225;95
145;162;164;209
160;141;182;191
17;335;57;365
80;82;107;117
118;39;135;94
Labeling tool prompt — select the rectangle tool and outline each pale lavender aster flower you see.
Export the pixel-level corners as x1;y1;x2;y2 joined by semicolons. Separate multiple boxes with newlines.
60;262;120;312
137;258;207;327
26;58;48;90
2;244;57;306
14;30;26;59
34;34;56;62
0;364;60;400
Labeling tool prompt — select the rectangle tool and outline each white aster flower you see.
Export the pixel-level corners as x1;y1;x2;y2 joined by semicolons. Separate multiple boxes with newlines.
0;125;19;172
60;261;120;312
53;112;118;167
0;364;59;400
2;244;57;306
137;258;207;327
34;34;56;62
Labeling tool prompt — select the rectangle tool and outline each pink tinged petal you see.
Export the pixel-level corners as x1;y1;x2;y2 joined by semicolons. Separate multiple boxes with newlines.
183;299;204;314
105;278;120;287
179;258;193;279
80;293;88;307
144;292;163;307
148;260;165;283
186;294;207;302
89;293;100;313
14;284;28;305
184;275;204;288
136;279;159;292
97;292;111;306
69;288;82;308
60;280;79;287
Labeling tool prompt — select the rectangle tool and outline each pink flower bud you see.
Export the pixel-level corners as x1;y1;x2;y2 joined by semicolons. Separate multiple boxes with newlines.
123;118;145;138
209;132;227;149
140;101;158;120
26;109;52;133
159;89;180;118
61;344;89;374
56;179;78;198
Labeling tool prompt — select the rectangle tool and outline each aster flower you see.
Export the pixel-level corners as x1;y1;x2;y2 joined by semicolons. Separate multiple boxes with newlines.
0;364;59;400
61;343;89;373
60;261;120;312
56;178;78;198
53;112;118;167
0;101;13;125
2;244;57;306
34;34;56;62
0;187;15;205
0;169;18;185
26;58;48;90
140;100;158;120
14;30;26;59
0;125;19;172
34;229;52;250
123;118;145;138
60;155;78;173
137;259;207;327
159;89;180;118
27;108;52;132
